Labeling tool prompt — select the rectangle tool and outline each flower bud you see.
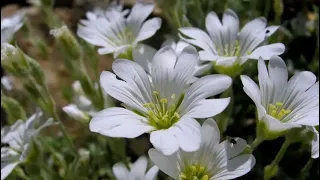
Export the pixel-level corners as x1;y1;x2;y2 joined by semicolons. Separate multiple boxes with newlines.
50;25;82;61
62;104;90;124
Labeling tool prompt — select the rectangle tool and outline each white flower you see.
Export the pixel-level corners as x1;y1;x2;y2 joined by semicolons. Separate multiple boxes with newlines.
1;11;25;44
133;40;211;76
240;56;319;137
77;2;162;58
90;46;232;155
179;9;285;67
149;119;256;180
1;112;55;180
63;81;114;121
112;156;159;180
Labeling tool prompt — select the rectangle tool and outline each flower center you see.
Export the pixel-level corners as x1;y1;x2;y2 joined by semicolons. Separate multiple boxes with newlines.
143;91;183;130
216;40;244;57
179;165;210;180
116;28;134;45
268;102;291;120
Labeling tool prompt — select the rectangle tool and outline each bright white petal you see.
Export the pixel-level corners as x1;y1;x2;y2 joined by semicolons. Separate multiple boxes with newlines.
199;50;217;61
174;45;199;88
222;138;248;159
148;149;179;179
240;75;261;103
180;75;232;115
132;44;157;74
112;59;153;103
213;154;256;180
89;107;153;138
151;46;177;98
222;9;239;45
129;156;148;179
185;98;230;118
179;27;215;54
126;2;155;37
135;17;162;43
112;162;129;180
171;117;201;152
246;43;285;60
201;118;221;146
150;129;179;155
205;11;222;52
100;71;146;112
144;166;159;180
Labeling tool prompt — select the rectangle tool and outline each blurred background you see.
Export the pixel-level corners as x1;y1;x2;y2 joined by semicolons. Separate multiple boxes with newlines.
1;0;319;179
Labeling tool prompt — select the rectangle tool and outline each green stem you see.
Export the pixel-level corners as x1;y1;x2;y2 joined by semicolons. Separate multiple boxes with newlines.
264;139;291;180
216;84;234;135
264;0;271;18
298;159;314;180
50;106;77;154
173;10;182;29
38;136;67;169
250;137;264;150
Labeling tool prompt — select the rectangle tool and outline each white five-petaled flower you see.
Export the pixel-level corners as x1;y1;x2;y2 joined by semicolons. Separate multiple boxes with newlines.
1;11;25;44
90;46;232;155
241;56;319;137
77;2;162;58
112;156;159;180
133;40;211;77
179;9;285;67
149;119;256;180
1;112;55;180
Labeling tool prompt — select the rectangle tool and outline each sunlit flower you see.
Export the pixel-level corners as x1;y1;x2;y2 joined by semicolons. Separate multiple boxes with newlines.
133;40;211;77
1;11;25;44
77;2;162;58
1;112;55;180
62;81;114;123
112;156;159;180
179;9;285;67
90;46;232;155
149;119;256;180
241;56;319;138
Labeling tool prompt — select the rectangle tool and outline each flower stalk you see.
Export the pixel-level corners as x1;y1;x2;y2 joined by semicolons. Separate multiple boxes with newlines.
264;139;291;180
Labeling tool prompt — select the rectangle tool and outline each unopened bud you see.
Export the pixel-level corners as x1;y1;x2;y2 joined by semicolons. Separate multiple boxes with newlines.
62;104;90;124
50;25;82;61
1;43;29;77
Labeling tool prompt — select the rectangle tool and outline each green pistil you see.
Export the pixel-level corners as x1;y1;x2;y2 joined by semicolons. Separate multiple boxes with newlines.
268;102;291;120
144;91;184;130
179;165;209;180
